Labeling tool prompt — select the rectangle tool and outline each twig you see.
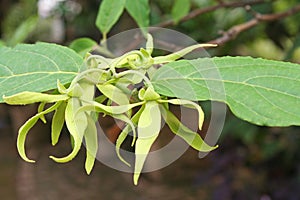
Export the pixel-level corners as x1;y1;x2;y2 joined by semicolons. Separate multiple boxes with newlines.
156;0;266;28
209;4;300;45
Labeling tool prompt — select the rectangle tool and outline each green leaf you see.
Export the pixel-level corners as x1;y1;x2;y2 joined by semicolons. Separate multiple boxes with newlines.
134;101;161;185
171;0;190;24
159;105;217;152
96;0;126;35
7;16;38;46
152;57;300;126
51;101;67;146
125;0;150;35
69;38;97;57
0;42;83;103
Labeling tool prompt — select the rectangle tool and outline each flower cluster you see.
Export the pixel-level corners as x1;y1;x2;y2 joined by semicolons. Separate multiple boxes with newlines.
3;34;217;185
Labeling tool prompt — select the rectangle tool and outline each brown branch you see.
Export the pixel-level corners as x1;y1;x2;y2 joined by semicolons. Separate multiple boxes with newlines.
209;4;300;45
156;0;266;28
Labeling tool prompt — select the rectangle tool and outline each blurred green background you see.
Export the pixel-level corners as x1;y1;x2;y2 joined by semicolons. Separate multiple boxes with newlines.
0;0;300;199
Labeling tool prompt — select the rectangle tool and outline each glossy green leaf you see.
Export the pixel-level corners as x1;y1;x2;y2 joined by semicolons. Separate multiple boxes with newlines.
3;92;68;105
171;0;190;24
84;114;98;174
96;0;126;34
51;101;67;146
134;101;161;185
17;101;62;163
69;38;97;57
159;104;217;152
125;0;150;34
0;42;83;102
50;98;87;163
152;57;300;126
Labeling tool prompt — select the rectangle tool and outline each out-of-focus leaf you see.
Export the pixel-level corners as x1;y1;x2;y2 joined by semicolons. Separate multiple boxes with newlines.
96;0;126;35
69;38;98;57
7;16;38;46
171;0;190;24
125;0;150;35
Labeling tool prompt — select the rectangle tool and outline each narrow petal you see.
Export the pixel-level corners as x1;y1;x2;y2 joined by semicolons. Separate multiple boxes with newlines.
77;100;144;115
84;114;98;174
17;101;62;163
159;104;218;152
97;83;129;105
154;43;217;64
158;99;204;130
51;101;67;146
50;98;87;163
3;92;68;105
115;105;145;166
134;101;161;185
37;102;46;123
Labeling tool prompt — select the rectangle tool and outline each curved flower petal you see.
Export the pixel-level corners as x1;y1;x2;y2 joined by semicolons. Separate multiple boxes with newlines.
153;43;217;64
158;99;204;130
37;102;46;123
145;33;153;55
50;98;87;163
138;87;160;101
159;104;218;152
134;101;161;185
17;101;62;163
3;92;68;105
77;100;144;115
97;83;129;105
51;100;67;146
84;113;98;174
115;105;145;166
